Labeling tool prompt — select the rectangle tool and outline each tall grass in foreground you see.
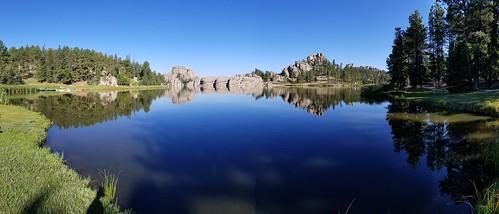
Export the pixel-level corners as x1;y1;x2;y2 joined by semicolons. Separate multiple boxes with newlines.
100;170;119;202
472;182;499;214
98;169;132;214
337;199;356;214
464;182;499;214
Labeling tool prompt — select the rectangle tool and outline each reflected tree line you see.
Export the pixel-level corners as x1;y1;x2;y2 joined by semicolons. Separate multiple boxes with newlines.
7;87;498;205
387;101;499;204
255;87;384;115
8;90;165;128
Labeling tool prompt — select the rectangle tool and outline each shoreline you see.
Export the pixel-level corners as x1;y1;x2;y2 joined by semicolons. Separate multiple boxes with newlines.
0;105;95;212
391;90;499;117
0;79;167;93
0;105;124;213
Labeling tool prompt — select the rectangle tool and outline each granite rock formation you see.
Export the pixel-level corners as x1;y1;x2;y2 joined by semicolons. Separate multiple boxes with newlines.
165;66;200;90
164;66;265;97
281;53;329;78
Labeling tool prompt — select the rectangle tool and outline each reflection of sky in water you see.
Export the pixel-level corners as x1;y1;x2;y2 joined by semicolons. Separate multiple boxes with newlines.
42;91;495;214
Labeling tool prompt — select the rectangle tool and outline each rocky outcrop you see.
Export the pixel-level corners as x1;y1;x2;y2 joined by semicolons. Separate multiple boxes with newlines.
165;66;200;90
281;53;329;78
198;75;264;93
99;73;118;86
227;75;264;94
164;66;265;101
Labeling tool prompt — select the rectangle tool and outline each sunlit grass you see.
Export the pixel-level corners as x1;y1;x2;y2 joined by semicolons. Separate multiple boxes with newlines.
100;170;119;202
397;91;499;116
0;104;131;213
0;104;95;213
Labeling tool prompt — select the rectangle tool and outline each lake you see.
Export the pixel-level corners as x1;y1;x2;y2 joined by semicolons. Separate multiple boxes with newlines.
8;87;499;214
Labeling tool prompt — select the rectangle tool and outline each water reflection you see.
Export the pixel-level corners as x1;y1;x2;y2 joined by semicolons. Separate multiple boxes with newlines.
257;87;366;115
5;87;499;213
8;90;165;128
386;101;499;203
165;86;383;115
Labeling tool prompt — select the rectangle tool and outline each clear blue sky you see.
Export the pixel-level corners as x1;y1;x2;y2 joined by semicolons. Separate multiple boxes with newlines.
0;0;432;76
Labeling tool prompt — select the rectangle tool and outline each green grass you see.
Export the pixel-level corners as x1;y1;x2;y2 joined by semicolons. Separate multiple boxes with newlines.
0;105;129;213
100;170;118;202
0;104;95;213
394;90;499;117
471;182;499;214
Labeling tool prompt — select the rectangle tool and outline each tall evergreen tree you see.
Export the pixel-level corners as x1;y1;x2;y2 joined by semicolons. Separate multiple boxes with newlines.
428;2;447;88
0;40;22;84
489;0;499;86
467;0;494;89
387;28;408;89
0;40;7;68
405;11;428;88
442;0;496;90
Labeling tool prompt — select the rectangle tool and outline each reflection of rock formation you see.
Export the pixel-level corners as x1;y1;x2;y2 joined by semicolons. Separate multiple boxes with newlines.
165;87;196;104
164;77;264;105
98;91;118;104
164;84;369;116
257;87;362;116
164;66;265;100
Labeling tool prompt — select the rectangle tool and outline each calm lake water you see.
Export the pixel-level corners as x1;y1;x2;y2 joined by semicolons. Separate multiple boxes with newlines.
9;87;499;214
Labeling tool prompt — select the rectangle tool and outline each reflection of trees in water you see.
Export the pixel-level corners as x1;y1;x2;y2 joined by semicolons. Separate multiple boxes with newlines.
9;90;165;128
387;101;499;203
256;87;382;115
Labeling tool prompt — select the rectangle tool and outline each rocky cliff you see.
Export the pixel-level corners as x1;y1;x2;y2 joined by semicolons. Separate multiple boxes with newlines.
281;53;329;78
165;66;200;90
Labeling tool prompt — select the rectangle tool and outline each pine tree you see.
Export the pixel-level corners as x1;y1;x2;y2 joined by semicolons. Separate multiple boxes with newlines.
405;11;428;88
428;2;447;88
387;28;408;89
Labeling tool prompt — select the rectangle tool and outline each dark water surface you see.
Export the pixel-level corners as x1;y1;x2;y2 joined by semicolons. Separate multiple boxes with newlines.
9;87;499;214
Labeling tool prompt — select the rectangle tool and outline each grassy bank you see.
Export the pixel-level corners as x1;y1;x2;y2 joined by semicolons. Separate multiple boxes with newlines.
0;105;125;213
392;90;499;117
0;105;94;212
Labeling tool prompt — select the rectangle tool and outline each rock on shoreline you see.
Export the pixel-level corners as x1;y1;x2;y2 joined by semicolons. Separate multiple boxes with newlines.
164;66;265;93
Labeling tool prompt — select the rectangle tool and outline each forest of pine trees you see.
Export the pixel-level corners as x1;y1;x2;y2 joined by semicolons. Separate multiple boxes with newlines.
253;63;389;85
387;0;498;92
298;62;390;85
0;40;165;86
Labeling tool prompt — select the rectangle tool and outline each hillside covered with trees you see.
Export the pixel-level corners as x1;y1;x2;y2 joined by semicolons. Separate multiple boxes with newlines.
0;40;165;86
387;0;498;91
253;53;390;85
